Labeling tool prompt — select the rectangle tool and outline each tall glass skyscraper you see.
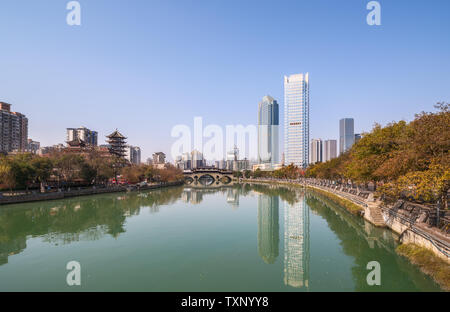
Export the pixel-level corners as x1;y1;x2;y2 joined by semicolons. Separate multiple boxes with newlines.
258;95;279;166
339;118;354;154
284;73;309;168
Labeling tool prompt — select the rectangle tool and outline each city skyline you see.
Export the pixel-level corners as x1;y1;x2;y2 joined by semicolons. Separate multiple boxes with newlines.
1;1;449;161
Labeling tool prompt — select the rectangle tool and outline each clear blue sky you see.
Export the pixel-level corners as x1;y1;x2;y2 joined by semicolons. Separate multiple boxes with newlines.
1;0;449;161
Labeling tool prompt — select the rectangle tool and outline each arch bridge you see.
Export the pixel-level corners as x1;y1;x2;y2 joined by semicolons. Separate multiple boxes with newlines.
183;169;234;187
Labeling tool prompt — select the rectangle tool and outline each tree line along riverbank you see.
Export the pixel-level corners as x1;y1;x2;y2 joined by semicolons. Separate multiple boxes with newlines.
244;178;449;291
0;150;184;194
305;103;449;209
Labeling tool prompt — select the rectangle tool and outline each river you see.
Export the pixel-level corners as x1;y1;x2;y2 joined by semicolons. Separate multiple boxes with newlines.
0;184;442;291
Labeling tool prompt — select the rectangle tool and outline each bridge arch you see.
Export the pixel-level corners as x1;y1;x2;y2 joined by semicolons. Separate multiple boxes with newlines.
183;169;234;187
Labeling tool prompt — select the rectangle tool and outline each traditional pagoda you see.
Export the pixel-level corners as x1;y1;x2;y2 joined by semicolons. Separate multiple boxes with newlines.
106;129;127;158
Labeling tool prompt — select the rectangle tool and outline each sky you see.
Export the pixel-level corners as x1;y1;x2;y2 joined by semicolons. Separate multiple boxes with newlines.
0;0;449;161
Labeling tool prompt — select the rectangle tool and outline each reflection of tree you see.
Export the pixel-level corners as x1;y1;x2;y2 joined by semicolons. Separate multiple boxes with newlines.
0;186;184;265
306;192;439;291
0;236;26;266
249;184;300;205
181;187;236;205
257;195;279;264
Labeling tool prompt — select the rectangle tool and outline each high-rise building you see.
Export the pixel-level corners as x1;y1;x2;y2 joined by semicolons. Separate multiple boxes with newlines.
125;145;141;165
0;102;28;153
215;159;226;170
339;118;354;154
284;73;309;168
323;139;337;162
258;95;279;167
181;152;192;170
66;126;98;146
310;139;323;164
152;152;166;164
27;139;40;154
191;150;204;169
226;146;238;170
354;133;362;143
175;152;193;170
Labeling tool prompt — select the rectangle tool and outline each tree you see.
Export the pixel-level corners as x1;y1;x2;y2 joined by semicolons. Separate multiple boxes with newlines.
9;154;35;190
80;163;97;184
305;103;449;208
54;153;85;183
233;171;243;178
378;163;450;208
31;157;53;189
0;157;15;192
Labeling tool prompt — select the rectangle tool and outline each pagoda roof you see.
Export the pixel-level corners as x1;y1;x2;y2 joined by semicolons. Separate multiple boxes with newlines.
106;129;127;139
66;138;86;147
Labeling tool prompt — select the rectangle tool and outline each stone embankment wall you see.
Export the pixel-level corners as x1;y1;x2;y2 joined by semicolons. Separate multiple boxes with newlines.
0;181;183;206
381;205;450;263
244;178;450;263
305;180;450;263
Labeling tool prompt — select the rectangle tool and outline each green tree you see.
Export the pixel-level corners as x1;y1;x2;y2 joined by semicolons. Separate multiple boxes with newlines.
31;157;53;189
0;157;15;192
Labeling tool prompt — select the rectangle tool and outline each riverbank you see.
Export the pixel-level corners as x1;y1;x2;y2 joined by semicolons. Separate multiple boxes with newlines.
242;179;366;215
243;178;450;290
0;181;184;206
396;244;450;291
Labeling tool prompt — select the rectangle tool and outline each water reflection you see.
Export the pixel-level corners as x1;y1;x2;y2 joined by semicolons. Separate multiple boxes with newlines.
257;194;279;264
226;188;239;209
182;187;240;209
283;194;310;289
0;184;441;291
0;187;183;265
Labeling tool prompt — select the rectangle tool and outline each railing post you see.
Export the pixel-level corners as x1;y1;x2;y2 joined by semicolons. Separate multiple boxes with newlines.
437;199;440;228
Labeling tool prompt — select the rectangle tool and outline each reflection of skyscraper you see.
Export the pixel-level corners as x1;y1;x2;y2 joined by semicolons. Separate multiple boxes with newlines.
257;195;279;264
226;188;240;209
181;189;191;203
181;189;203;204
284;194;310;288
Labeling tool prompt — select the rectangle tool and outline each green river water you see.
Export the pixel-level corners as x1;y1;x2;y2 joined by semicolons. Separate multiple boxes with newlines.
0;184;442;291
